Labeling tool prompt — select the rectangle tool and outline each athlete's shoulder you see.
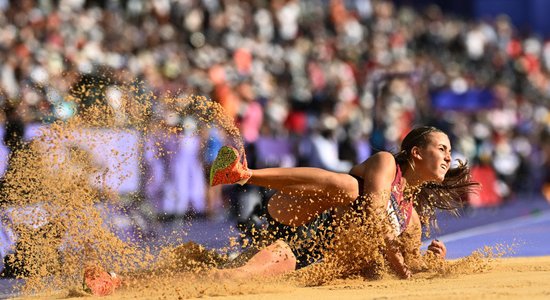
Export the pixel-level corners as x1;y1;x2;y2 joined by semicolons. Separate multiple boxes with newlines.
363;151;397;178
369;151;396;164
367;151;397;169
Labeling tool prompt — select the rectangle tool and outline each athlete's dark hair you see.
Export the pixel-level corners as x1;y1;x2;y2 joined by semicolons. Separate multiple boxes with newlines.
394;126;480;227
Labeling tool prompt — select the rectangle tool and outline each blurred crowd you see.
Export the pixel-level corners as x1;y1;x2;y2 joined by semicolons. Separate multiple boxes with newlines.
1;0;550;219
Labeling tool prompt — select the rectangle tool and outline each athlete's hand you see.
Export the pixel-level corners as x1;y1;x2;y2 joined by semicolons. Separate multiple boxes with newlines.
384;240;411;279
427;239;446;259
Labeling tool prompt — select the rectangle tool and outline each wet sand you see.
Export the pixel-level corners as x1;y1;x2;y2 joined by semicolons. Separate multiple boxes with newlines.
12;255;550;299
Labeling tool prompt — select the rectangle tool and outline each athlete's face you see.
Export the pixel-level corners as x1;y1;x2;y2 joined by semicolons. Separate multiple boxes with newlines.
411;132;452;183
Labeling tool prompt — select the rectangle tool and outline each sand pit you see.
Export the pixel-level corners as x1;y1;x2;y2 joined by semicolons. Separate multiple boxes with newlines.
9;255;550;299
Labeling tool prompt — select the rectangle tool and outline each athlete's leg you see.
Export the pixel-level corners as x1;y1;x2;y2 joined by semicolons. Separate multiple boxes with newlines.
212;240;296;279
250;168;360;226
210;146;361;225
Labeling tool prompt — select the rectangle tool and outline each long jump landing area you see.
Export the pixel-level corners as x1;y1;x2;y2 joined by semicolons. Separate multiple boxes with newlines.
0;197;549;299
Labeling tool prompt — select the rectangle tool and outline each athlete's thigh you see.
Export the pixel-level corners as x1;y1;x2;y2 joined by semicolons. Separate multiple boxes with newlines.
267;192;319;226
267;173;359;226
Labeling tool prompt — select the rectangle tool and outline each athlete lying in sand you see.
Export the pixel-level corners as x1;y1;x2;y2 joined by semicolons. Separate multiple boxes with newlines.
83;126;477;295
209;126;479;279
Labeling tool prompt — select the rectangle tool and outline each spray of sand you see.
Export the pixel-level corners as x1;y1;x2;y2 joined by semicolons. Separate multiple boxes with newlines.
0;75;510;298
0;73;243;296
